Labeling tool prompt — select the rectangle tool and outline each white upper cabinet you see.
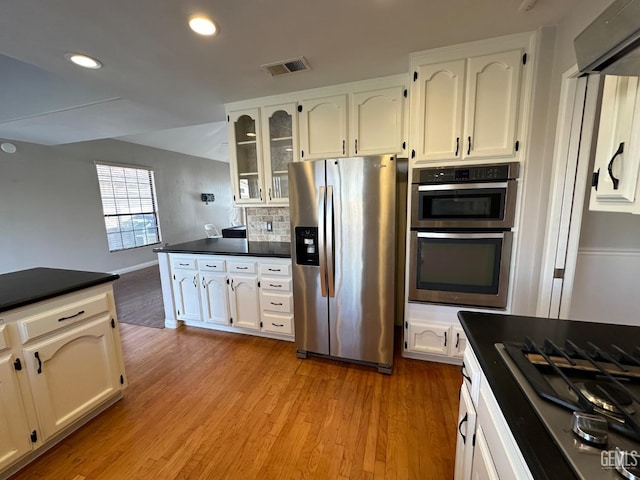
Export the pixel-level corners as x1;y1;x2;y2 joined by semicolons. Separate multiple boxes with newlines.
299;94;348;160
414;60;466;161
350;86;405;156
411;48;524;163
261;103;298;204
589;75;640;213
228;108;265;204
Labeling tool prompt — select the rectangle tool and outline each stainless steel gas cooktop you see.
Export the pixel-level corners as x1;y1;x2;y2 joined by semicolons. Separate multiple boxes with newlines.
497;339;640;480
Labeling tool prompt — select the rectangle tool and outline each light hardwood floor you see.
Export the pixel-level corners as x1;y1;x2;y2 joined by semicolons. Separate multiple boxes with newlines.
10;325;461;479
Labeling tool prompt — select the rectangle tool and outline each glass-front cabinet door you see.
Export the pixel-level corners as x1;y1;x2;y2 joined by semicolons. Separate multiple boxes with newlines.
228;108;264;204
262;103;298;204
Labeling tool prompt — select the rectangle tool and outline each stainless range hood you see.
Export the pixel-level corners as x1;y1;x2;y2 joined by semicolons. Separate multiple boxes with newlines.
575;0;640;76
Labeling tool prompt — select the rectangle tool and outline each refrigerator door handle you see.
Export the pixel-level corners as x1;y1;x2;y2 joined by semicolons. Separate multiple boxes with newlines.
326;185;335;298
318;185;328;297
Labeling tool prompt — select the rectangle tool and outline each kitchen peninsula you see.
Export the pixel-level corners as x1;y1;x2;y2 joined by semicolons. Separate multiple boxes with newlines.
0;268;127;479
155;238;294;339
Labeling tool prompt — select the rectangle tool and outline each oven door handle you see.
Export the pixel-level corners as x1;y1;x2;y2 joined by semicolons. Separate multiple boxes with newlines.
417;181;508;191
416;232;506;239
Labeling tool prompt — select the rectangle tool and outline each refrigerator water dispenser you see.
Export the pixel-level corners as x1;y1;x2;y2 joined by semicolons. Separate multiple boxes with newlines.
295;227;319;266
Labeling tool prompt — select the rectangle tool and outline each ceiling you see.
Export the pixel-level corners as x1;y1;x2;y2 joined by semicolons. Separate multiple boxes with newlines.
0;0;581;161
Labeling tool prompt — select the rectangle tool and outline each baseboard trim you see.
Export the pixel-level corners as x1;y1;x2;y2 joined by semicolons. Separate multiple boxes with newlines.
111;259;159;275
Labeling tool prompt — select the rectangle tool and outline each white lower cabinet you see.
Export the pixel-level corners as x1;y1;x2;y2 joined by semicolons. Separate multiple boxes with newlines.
22;315;122;441
0;354;32;471
404;319;468;361
200;273;229;325
228;273;260;330
164;254;294;340
454;384;477;480
454;347;533;480
171;269;200;321
0;282;126;478
470;426;500;480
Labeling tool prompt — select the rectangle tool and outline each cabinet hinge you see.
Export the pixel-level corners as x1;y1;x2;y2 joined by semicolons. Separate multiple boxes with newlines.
111;318;116;328
30;430;37;443
120;375;125;385
411;149;416;159
258;281;261;288
227;115;230;122
260;321;263;328
403;88;408;98
522;53;528;65
515;140;520;152
405;321;408;329
413;71;418;82
233;194;236;202
301;150;304;158
13;358;22;371
402;141;406;150
230;317;233;324
554;268;565;279
592;169;600;190
173;274;176;280
297;105;303;113
177;309;180;316
404;341;408;349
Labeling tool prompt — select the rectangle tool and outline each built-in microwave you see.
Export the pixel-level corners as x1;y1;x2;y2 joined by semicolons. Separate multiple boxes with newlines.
410;162;519;230
408;231;513;308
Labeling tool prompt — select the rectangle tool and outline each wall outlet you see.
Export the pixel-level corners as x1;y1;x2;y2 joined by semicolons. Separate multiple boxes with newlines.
266;221;273;232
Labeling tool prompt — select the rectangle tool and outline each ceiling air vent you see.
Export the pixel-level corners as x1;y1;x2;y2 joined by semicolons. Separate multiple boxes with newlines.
261;56;310;77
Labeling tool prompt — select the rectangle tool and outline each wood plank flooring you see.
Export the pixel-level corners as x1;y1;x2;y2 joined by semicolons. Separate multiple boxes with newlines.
112;266;164;328
10;325;461;480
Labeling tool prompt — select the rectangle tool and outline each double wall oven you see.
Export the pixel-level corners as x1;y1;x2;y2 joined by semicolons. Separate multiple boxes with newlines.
408;162;519;309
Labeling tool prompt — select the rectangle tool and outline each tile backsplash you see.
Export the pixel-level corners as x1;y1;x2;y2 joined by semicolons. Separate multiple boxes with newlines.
246;207;290;242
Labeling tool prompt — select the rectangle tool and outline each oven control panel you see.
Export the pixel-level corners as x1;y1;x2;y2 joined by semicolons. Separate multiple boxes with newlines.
413;162;520;184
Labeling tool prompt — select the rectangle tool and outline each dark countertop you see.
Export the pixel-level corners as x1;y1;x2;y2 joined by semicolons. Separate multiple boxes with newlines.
153;238;291;258
0;267;119;313
458;311;640;480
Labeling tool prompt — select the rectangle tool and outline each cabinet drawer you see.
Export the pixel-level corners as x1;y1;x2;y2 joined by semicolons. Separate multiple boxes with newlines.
262;312;293;335
17;293;110;344
198;258;225;272
259;263;291;277
0;324;9;351
261;276;292;292
228;261;257;274
171;257;197;270
260;292;293;314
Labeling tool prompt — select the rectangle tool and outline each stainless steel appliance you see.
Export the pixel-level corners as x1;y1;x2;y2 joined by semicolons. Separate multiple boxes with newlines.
497;335;640;479
575;0;640;77
289;155;403;374
408;162;519;308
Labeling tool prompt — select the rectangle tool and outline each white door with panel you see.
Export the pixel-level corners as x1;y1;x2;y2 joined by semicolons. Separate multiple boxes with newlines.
350;86;405;156
228;108;264;204
406;321;449;355
470;426;500;480
171;270;200;321
454;384;477;480
200;273;229;325
299;95;348;160
590;75;640;212
22;316;121;441
228;274;261;330
0;354;32;471
262;103;298;204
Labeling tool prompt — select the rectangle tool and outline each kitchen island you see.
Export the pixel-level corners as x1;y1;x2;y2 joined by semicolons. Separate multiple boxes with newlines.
457;311;640;479
0;268;127;479
155;238;294;339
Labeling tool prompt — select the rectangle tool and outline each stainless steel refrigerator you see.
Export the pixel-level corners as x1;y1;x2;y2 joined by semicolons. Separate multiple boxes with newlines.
289;155;403;374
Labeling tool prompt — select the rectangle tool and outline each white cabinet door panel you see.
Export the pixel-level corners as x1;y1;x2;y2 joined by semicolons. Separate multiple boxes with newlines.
470;426;500;480
201;273;229;325
23;316;121;441
299;95;348;159
464;49;522;159
228;274;260;330
0;354;32;471
407;321;449;355
454;384;477;480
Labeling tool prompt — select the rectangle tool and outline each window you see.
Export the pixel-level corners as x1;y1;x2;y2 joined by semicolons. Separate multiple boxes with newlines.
96;163;161;252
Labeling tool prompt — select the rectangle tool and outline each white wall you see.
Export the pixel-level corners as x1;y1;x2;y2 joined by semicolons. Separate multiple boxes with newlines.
0;138;234;274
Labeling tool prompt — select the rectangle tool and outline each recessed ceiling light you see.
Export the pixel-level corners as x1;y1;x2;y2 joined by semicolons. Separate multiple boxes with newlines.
65;53;103;69
189;17;218;36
